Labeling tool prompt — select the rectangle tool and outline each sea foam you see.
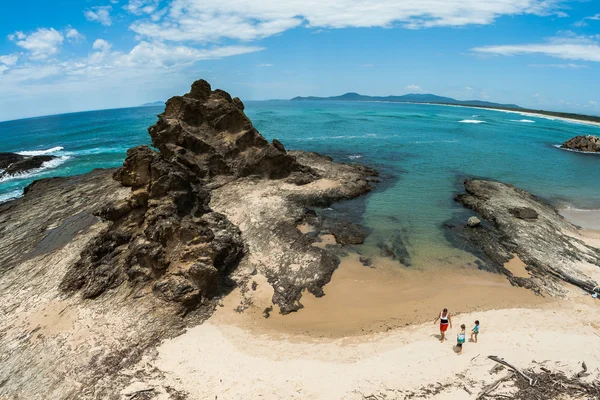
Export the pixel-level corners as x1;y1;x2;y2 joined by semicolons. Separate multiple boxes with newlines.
0;155;70;183
16;146;64;156
510;119;535;123
0;189;23;203
459;119;486;124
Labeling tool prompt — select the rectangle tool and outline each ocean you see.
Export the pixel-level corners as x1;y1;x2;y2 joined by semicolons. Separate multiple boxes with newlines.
1;101;599;267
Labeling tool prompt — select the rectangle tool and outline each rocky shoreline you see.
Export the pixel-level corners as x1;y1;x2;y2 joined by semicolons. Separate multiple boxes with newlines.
0;80;377;398
0;152;57;179
446;179;600;297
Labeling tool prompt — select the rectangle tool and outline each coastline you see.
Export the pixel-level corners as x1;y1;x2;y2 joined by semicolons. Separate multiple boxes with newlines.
126;275;600;399
349;99;600;128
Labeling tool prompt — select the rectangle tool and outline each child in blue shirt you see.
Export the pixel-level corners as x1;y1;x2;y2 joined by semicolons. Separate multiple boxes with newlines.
470;320;480;343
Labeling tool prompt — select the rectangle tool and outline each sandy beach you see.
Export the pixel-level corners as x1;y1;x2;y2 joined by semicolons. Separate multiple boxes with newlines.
116;221;600;400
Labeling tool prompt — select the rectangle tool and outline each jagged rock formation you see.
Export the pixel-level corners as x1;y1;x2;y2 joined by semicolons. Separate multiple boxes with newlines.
60;80;375;311
0;152;57;178
143;79;317;187
447;179;600;296
561;135;600;153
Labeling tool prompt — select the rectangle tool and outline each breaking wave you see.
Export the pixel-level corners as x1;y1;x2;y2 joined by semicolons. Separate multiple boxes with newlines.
459;120;485;124
0;156;70;183
16;146;64;156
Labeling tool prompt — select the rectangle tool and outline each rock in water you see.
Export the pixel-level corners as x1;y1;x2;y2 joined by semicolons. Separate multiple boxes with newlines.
561;135;600;153
467;216;481;227
0;152;57;178
450;179;600;296
0;152;23;169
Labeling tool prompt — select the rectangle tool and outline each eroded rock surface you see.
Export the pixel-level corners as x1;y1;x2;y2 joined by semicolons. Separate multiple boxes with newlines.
211;151;377;313
0;79;378;399
60;80;377;313
448;179;600;296
561;135;600;153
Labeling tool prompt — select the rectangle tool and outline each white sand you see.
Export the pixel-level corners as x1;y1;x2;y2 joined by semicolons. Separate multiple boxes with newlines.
126;299;600;400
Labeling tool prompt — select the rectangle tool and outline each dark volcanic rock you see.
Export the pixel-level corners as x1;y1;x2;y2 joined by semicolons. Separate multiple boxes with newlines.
0;152;24;169
0;153;57;178
147;79;317;186
449;179;600;296
561;135;600;153
60;80;378;313
61;144;244;307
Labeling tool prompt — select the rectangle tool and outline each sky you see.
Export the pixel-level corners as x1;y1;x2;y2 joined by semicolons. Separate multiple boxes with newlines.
0;0;599;121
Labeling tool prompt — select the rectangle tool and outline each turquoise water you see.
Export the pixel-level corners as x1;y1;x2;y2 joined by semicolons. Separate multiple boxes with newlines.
1;101;599;266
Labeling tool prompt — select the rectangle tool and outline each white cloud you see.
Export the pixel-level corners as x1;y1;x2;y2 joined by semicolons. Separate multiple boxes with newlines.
116;42;263;68
472;34;600;62
9;28;64;60
92;39;112;52
128;0;568;42
257;63;274;67
85;6;113;26
574;13;600;27
125;0;160;15
0;65;8;74
406;84;422;92
66;28;85;43
590;100;598;106
532;93;540;97
0;54;19;66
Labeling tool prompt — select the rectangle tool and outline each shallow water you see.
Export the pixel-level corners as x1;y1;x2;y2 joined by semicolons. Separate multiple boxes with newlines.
1;101;599;267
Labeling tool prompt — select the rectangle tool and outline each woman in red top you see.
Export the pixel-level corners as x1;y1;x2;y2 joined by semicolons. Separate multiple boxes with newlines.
433;308;452;342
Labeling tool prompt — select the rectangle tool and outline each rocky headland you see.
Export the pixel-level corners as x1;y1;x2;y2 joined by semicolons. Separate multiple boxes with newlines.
0;80;377;398
561;135;600;153
447;179;600;297
0;152;57;179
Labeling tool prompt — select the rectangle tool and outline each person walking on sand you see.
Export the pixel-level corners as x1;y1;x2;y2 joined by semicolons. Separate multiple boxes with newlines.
470;320;480;343
433;308;452;342
457;324;466;355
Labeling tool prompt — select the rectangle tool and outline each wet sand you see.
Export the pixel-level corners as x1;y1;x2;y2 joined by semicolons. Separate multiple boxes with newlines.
216;252;547;338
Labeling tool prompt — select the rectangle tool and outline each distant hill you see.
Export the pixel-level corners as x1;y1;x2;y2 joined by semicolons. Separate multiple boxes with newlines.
291;92;522;109
141;101;165;107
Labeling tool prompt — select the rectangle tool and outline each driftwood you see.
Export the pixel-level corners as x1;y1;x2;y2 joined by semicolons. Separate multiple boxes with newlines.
575;361;588;378
488;356;534;386
476;372;514;399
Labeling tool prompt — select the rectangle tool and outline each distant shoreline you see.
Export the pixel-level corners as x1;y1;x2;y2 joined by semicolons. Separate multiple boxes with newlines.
433;103;600;128
291;97;600;128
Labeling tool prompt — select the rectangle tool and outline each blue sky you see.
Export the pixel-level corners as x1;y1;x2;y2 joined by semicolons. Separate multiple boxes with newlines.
0;0;599;121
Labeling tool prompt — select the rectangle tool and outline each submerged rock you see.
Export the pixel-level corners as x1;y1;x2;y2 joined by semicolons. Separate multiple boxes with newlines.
466;216;481;227
0;152;57;178
561;135;600;153
449;179;600;296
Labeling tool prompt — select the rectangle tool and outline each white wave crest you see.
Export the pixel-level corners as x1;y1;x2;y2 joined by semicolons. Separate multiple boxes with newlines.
553;144;600;155
0;189;23;204
510;119;535;123
16;146;64;156
348;154;363;159
411;140;459;144
0;155;70;183
459;119;486;124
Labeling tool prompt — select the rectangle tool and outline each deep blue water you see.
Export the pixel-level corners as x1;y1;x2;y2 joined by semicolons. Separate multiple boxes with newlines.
1;101;599;266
